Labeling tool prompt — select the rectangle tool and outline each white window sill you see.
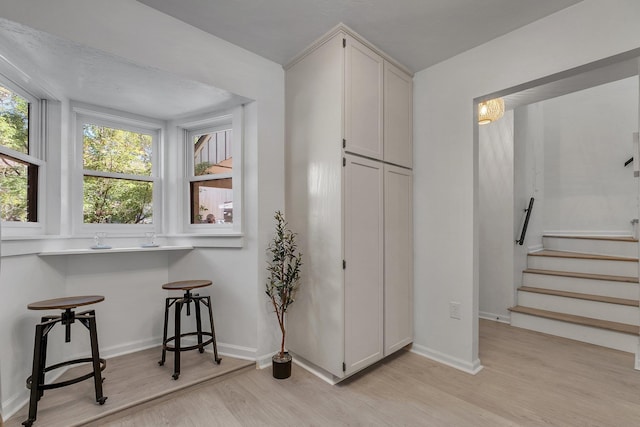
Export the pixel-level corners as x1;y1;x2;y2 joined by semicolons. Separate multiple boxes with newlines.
1;233;244;257
166;233;244;248
38;245;194;256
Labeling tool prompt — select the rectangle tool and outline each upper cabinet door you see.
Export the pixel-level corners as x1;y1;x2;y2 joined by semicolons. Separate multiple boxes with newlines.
344;35;383;160
384;61;413;168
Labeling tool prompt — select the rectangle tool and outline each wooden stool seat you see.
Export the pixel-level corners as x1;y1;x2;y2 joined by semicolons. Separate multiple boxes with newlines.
161;280;212;291
28;295;105;311
159;279;220;379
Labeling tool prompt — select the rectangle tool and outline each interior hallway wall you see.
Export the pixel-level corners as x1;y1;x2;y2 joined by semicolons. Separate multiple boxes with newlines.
542;77;639;235
479;111;514;322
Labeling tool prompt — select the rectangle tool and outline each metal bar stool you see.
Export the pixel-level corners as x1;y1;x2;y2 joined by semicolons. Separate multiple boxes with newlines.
158;280;221;379
23;295;107;427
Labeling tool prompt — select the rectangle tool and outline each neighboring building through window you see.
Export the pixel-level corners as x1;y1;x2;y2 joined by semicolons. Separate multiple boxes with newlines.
190;127;233;224
181;106;242;234
0;82;42;223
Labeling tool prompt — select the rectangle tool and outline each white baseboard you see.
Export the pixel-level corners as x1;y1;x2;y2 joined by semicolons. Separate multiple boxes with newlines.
479;311;511;324
527;244;543;252
256;351;277;369
97;337;161;360
256;351;339;386
216;343;258;362
180;336;258;362
289;352;339;385
410;344;483;375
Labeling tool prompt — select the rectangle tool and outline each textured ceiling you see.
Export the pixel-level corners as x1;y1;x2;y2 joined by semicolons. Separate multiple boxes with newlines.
0;18;249;119
137;0;583;72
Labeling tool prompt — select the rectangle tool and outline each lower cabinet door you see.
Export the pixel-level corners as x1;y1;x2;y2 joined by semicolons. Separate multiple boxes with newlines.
384;164;413;355
343;154;384;375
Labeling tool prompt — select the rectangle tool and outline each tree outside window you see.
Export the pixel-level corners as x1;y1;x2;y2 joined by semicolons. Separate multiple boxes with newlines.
0;85;39;222
82;123;154;224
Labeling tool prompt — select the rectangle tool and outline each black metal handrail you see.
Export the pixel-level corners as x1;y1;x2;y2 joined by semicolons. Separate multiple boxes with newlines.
516;197;534;246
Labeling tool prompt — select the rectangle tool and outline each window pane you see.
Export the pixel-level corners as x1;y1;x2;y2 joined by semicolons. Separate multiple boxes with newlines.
193;130;232;176
190;179;232;224
0;154;37;222
0;85;29;154
83;176;152;224
83;124;152;175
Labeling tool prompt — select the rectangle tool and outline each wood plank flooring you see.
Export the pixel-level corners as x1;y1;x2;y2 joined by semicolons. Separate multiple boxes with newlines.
4;347;253;427
8;320;640;426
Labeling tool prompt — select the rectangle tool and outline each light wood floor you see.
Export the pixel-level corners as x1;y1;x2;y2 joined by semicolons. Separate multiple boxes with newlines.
10;320;640;426
4;347;253;427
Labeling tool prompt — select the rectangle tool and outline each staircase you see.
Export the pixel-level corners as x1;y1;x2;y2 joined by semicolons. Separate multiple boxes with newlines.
510;235;640;353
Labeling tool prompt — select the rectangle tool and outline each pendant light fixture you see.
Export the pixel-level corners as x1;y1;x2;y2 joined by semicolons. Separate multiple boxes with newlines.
478;98;504;125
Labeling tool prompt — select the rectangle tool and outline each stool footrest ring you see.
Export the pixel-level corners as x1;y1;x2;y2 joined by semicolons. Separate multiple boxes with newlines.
26;357;106;391
162;332;215;352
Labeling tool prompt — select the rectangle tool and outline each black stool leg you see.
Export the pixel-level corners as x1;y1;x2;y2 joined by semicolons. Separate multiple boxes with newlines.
87;311;107;405
194;297;204;353
23;323;47;427
158;298;170;366
37;317;49;401
173;299;183;380
206;296;221;364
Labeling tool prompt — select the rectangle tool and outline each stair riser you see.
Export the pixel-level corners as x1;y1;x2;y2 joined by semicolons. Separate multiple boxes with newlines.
517;291;639;325
523;273;639;300
543;237;638;258
510;312;638;353
528;256;638;277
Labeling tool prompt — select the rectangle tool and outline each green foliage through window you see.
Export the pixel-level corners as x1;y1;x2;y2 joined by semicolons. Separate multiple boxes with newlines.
0;85;36;222
82;123;154;224
0;85;29;154
83;124;151;175
83;176;152;224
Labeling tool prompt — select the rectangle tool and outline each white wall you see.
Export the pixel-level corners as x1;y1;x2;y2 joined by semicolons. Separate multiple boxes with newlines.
542;77;638;234
0;0;284;417
479;111;514;322
513;103;546;297
0;255;67;417
413;0;640;372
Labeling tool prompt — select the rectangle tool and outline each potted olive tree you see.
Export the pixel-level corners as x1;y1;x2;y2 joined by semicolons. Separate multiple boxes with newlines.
265;210;302;379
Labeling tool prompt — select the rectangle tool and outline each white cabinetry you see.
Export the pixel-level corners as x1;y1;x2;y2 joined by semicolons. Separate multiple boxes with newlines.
384;164;413;354
384;62;413;168
285;24;412;381
344;154;384;373
344;36;384;160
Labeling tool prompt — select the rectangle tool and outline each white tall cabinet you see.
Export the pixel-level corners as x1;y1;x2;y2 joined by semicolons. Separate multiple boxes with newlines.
285;24;413;380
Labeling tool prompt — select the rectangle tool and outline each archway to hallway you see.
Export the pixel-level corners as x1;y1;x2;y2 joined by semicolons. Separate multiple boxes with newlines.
477;49;640;368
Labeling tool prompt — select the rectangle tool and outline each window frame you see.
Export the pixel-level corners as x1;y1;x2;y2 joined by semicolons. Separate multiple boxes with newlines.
179;106;243;235
0;74;46;234
72;103;163;235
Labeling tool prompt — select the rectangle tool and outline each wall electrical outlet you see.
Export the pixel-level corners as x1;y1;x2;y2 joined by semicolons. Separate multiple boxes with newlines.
449;301;461;320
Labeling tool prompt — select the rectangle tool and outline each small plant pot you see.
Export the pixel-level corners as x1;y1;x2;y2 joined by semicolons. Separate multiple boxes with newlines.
272;352;292;379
